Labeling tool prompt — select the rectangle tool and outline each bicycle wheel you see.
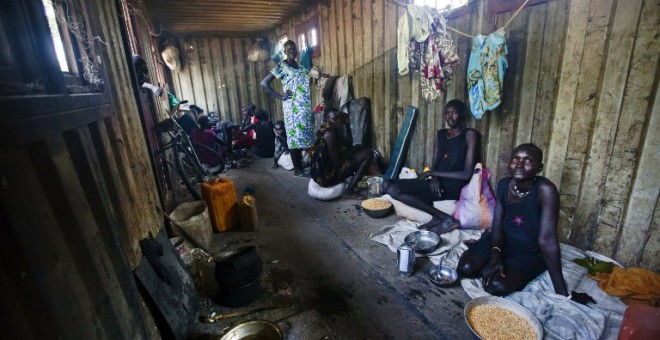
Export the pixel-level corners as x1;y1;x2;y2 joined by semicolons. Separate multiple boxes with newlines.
174;144;206;200
191;142;226;175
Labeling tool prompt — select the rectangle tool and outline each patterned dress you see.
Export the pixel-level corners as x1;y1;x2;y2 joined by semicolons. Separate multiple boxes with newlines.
271;61;314;149
470;177;548;283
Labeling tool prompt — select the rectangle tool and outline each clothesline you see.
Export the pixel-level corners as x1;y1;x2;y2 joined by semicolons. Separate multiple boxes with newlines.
384;0;533;38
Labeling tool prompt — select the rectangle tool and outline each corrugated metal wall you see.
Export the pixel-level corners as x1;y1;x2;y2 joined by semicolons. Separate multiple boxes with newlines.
167;0;658;269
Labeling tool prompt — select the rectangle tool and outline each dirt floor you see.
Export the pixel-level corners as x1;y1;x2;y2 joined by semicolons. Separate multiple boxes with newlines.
179;155;475;339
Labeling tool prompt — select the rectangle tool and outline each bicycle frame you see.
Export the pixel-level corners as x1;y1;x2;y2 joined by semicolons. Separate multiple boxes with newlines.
156;101;215;200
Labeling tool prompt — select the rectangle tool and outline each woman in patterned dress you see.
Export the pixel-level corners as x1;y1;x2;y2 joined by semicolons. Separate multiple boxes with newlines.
261;40;314;177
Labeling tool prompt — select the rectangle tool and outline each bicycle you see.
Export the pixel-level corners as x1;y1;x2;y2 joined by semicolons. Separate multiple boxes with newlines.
156;100;225;200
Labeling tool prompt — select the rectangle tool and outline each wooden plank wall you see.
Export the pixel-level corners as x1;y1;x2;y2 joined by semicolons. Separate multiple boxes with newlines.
165;0;658;269
170;36;276;124
276;0;659;270
0;0;163;337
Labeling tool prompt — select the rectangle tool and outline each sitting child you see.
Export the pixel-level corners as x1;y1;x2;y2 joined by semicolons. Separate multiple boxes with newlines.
190;115;224;168
233;104;259;150
247;110;275;158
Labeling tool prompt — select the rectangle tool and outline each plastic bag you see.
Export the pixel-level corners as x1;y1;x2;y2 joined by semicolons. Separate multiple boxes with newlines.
398;167;418;179
454;163;496;229
277;152;294;170
247;38;271;62
308;179;346;201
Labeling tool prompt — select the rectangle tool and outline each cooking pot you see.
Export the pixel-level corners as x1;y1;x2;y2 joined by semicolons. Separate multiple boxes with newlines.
215;320;282;340
214;246;263;307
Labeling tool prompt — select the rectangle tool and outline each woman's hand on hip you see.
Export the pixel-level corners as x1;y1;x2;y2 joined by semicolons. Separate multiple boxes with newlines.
281;90;293;101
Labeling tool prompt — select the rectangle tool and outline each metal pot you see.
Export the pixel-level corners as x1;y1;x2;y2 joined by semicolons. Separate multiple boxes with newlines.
218;320;282;340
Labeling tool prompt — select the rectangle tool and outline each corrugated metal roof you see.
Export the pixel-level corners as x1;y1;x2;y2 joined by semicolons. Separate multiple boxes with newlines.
144;0;319;35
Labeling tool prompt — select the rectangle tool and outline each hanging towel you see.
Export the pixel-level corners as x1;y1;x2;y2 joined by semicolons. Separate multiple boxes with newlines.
467;28;508;119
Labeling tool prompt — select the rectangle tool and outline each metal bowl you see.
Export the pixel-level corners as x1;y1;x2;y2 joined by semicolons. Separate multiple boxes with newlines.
218;320;282;340
464;296;543;340
361;198;393;218
404;230;441;254
428;265;459;287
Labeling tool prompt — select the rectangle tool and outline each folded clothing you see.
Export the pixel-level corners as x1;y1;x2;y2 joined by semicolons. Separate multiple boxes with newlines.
592;267;660;306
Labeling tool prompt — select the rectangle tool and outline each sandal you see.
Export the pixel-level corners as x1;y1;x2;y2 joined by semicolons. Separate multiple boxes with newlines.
293;169;310;178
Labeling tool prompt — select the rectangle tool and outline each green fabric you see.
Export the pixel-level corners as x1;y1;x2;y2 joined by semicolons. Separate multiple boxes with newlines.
573;256;615;276
168;92;179;108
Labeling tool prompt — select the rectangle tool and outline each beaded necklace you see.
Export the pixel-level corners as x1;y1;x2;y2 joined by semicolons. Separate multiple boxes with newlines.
512;177;536;197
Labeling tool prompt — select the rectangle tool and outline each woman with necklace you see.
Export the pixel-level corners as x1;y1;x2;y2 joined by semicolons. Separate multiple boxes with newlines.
457;143;570;298
261;40;314;177
383;99;482;234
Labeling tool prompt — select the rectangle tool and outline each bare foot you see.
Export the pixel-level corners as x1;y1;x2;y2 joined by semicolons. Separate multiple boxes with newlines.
342;192;366;200
418;217;444;231
428;217;461;235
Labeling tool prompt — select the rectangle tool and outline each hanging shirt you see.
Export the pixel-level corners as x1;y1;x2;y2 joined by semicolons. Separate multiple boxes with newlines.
397;5;434;76
467;28;508;119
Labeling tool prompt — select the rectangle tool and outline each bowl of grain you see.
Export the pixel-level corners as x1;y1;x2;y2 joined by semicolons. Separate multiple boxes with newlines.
464;296;542;340
361;198;393;218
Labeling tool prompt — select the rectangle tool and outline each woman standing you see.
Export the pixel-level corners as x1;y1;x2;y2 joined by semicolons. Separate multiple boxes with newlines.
260;40;314;177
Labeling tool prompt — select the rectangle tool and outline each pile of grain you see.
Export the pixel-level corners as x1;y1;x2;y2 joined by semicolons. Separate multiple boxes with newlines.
467;305;536;340
361;198;392;210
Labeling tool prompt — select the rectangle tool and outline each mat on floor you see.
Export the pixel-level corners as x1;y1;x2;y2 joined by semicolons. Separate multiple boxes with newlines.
369;219;627;339
383;105;418;180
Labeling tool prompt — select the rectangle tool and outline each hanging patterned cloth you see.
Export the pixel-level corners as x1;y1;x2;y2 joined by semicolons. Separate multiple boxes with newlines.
420;11;459;102
397;5;459;102
467;28;508;119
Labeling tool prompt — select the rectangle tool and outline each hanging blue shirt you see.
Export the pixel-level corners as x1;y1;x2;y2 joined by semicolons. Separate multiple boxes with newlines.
467;29;508;120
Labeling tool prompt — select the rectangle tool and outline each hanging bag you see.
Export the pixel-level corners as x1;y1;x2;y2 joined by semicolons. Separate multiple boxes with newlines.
454;163;496;229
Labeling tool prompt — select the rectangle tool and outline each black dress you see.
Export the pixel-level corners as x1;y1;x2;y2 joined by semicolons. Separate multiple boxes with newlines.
395;128;481;202
471;177;548;284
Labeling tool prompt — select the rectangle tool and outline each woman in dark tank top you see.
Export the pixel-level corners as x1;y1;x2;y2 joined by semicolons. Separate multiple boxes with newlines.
383;99;482;234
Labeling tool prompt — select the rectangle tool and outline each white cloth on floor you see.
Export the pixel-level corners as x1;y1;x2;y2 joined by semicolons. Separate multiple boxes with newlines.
369;219;481;266
382;194;457;224
370;219;627;340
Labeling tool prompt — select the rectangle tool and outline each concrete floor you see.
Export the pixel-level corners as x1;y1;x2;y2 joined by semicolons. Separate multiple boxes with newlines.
186;156;475;339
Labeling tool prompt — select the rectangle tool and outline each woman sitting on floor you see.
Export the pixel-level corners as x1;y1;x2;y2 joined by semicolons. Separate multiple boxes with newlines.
309;108;380;199
457;143;570;297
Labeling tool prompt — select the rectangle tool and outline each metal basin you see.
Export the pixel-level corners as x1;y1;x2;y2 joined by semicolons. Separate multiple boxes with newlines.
218;320;282;340
428;265;459;287
464;296;543;340
404;230;441;254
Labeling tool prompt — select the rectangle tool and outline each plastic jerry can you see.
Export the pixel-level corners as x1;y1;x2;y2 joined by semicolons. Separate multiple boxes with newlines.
201;178;238;232
238;186;258;232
